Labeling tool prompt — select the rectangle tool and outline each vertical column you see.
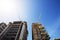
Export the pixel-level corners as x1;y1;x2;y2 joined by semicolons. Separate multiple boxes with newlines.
19;21;28;40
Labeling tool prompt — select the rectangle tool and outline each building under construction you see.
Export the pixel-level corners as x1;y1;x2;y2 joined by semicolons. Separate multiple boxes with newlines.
32;23;50;40
0;21;28;40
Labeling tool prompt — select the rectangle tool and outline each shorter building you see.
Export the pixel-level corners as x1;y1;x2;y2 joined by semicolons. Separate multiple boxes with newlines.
32;23;50;40
54;38;60;40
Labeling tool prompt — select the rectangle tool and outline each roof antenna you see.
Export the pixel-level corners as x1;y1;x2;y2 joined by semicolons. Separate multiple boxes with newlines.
18;14;22;21
37;13;41;23
18;15;21;21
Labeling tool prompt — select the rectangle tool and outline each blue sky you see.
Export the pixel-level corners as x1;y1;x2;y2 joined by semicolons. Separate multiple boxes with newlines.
0;0;60;40
40;0;60;40
23;0;60;40
18;0;60;40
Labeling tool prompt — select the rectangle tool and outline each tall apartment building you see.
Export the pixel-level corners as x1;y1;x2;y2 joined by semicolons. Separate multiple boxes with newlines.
0;21;28;40
32;23;50;40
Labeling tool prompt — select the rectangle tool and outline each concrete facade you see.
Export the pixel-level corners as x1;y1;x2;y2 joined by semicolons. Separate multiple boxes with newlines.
0;21;28;40
32;23;50;40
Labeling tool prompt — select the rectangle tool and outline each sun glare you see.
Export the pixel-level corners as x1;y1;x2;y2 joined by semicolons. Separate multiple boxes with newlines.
0;0;19;23
0;0;17;12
